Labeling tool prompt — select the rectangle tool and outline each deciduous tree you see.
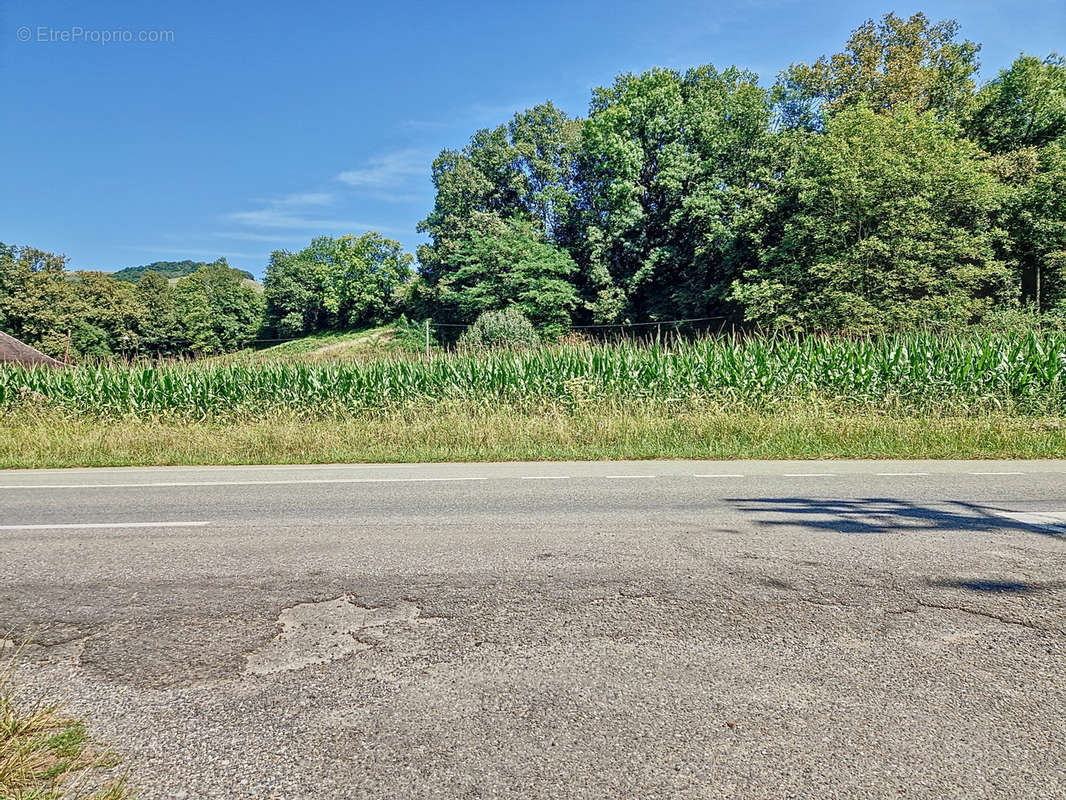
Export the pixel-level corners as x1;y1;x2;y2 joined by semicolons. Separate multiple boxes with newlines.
731;107;1012;331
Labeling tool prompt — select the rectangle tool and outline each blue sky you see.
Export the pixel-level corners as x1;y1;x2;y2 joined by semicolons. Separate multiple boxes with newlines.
2;0;1064;277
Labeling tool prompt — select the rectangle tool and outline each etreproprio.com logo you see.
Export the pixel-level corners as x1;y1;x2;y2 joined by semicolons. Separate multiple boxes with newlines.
16;25;175;44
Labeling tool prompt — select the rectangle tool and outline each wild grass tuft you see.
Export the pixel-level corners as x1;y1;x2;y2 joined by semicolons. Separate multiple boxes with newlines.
0;643;130;799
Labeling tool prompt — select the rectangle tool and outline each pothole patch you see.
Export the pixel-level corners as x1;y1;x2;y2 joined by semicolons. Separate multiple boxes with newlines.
244;596;419;676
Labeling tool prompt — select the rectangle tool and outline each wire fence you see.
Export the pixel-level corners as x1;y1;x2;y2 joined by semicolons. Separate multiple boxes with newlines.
241;315;736;348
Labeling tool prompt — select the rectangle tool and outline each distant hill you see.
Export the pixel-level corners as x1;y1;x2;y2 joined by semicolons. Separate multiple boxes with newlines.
111;259;255;283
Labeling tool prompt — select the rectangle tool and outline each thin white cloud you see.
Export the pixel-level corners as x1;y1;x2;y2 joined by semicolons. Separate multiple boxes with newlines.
270;191;337;207
225;207;400;233
337;148;428;188
213;231;307;243
227;208;351;229
402;96;553;133
224;167;419;237
335;149;434;204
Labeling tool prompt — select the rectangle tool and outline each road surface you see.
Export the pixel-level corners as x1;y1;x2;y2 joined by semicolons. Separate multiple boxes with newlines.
2;460;1065;799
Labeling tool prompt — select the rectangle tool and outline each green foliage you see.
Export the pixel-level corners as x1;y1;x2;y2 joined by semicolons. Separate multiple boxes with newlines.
777;12;981;128
264;233;412;337
392;315;439;353
731;107;1013;331
457;307;539;350
111;259;253;283
434;213;578;333
4;331;1065;419
968;54;1066;153
416;102;581;306
67;271;143;358
136;271;178;355
0;243;76;357
0;244;151;359
578;65;774;322
988;140;1066;311
173;261;264;354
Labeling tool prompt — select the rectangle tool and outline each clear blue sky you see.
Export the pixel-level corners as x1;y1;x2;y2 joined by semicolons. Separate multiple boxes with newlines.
2;0;1063;277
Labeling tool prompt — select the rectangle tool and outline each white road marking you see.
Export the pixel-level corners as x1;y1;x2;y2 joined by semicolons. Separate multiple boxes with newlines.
876;472;930;476
521;476;571;480
693;474;744;478
0;521;212;531
605;475;656;479
783;473;836;477
995;510;1066;532
968;471;1024;476
0;477;489;490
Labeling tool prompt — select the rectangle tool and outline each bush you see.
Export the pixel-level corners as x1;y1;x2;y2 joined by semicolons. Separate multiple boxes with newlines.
393;315;439;353
458;308;539;351
974;304;1066;334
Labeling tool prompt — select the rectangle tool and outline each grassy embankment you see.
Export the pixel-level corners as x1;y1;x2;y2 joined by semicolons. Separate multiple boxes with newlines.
230;324;412;363
2;331;1064;468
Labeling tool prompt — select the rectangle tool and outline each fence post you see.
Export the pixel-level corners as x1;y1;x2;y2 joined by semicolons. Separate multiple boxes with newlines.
425;319;430;358
64;329;71;364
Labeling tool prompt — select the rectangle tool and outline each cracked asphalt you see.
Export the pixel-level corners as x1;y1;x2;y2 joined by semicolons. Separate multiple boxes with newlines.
2;459;1065;799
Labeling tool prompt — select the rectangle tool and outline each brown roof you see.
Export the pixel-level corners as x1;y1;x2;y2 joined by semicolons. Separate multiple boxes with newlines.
0;330;65;367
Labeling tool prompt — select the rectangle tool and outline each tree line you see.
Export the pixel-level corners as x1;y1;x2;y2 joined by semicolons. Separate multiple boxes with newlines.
3;12;1065;360
413;13;1066;333
0;247;264;358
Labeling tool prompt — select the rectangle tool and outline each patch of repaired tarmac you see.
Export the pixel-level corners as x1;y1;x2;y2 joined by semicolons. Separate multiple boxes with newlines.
244;596;420;675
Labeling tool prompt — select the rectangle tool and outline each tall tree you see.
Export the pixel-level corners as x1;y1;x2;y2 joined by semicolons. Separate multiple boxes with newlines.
731;107;1012;331
136;271;178;355
776;13;980;129
416;101;581;312
173;260;264;354
434;212;579;333
0;244;79;357
991;141;1066;310
264;233;412;337
67;271;142;357
968;54;1066;153
577;65;774;322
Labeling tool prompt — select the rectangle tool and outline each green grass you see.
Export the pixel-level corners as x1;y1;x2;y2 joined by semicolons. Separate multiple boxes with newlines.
232;324;416;363
0;647;128;799
2;406;1064;468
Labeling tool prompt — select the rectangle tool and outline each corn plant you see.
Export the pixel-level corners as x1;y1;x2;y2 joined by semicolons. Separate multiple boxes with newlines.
1;331;1064;419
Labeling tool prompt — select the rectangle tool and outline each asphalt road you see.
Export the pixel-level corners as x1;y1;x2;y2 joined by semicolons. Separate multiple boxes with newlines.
2;460;1065;799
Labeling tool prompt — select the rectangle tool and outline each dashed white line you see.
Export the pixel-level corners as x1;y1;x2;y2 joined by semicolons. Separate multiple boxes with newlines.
693;474;744;478
605;475;656;479
521;476;571;480
783;473;836;477
0;521;212;531
876;472;930;476
968;471;1024;476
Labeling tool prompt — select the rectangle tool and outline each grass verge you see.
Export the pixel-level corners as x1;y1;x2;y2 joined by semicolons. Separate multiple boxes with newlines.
0;645;128;799
1;406;1064;468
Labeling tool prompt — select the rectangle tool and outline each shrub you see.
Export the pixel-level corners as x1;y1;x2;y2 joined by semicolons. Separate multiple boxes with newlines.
457;308;539;351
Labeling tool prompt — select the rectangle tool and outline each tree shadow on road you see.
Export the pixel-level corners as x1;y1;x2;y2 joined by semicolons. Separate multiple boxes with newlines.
725;497;1065;540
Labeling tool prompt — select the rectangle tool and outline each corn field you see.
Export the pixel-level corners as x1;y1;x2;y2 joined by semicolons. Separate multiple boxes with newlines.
2;332;1065;419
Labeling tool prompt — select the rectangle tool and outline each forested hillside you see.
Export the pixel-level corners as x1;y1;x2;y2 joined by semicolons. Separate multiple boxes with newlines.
111;260;255;283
